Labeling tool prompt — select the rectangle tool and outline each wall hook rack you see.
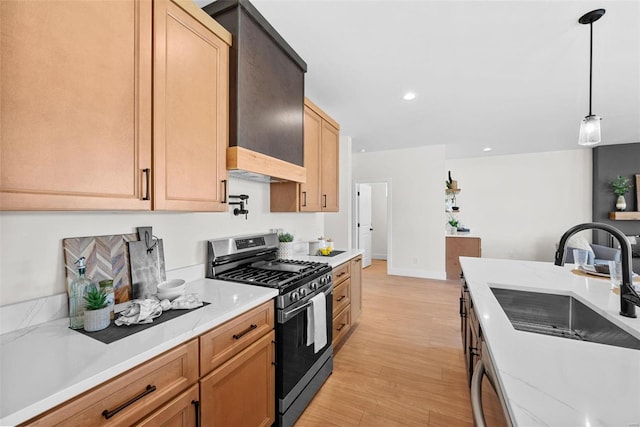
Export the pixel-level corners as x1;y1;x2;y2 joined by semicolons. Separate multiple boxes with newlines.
229;194;249;219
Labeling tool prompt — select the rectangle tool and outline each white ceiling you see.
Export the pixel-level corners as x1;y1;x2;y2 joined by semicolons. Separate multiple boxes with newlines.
197;0;640;159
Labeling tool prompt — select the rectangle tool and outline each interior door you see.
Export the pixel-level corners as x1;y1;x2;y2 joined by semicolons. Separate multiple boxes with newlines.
357;184;373;267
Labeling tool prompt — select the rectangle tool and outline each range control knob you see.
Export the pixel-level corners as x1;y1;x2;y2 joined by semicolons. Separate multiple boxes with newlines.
299;288;307;297
320;275;328;285
290;292;300;302
310;282;318;290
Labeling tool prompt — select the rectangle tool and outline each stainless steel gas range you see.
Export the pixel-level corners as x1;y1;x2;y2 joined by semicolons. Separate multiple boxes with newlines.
207;233;333;427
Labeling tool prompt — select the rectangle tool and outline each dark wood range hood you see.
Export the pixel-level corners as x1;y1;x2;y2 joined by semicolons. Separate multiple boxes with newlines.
203;0;307;183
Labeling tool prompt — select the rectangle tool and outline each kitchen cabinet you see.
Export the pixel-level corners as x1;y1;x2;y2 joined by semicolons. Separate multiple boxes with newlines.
200;331;275;427
460;278;510;426
24;340;199;426
152;0;229;211
331;258;358;349
350;255;363;322
446;236;481;280
199;300;275;427
22;300;275;426
270;98;340;212
135;384;199;427
0;0;230;211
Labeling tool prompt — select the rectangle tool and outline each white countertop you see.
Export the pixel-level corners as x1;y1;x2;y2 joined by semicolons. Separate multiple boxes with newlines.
289;248;364;268
460;257;640;426
0;279;278;426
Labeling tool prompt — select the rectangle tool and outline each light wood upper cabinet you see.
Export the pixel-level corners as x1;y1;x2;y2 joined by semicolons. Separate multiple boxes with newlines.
300;105;322;211
153;0;229;211
320;118;339;212
270;98;340;212
0;0;231;211
0;0;153;210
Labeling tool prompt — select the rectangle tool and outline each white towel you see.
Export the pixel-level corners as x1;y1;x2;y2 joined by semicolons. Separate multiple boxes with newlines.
306;292;327;353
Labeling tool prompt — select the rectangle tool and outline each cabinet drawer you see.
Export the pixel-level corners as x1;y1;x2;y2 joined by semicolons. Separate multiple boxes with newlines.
333;278;351;316
135;384;199;427
200;300;274;376
332;305;351;348
26;339;198;426
333;262;350;285
200;330;275;427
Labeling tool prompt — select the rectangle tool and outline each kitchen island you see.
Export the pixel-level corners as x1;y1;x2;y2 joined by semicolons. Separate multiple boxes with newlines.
0;279;278;425
460;257;640;426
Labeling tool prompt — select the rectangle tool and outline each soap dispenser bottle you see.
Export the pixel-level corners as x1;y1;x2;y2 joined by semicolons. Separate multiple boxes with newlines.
69;257;92;329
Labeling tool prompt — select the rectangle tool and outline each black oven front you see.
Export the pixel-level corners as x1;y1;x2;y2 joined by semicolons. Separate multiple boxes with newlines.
275;282;333;427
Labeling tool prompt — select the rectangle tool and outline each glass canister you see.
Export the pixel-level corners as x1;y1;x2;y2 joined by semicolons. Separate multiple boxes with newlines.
99;279;115;320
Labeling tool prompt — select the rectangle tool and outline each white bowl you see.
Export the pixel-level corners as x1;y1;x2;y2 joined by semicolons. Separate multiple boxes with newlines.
156;279;186;301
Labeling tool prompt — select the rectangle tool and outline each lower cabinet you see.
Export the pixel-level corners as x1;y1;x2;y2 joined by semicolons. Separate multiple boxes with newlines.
135;384;199;427
23;300;275;427
24;340;199;426
460;277;511;427
446;236;481;280
331;255;362;349
200;331;275;427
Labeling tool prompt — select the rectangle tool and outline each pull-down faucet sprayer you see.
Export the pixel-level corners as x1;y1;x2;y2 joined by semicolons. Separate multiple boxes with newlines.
555;222;640;318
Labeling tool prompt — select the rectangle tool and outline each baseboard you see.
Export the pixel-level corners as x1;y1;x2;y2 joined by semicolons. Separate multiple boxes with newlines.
387;267;447;280
372;253;387;260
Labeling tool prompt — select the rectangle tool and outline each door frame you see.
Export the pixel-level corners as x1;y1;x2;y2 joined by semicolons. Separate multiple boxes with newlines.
353;179;392;272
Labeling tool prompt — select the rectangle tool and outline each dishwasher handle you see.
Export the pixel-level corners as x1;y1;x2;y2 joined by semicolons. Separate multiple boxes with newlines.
470;359;487;427
471;347;513;427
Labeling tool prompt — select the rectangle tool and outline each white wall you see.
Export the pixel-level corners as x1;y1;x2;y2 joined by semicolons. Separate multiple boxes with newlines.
353;145;446;279
446;149;592;262
370;183;388;259
0;178;324;306
324;136;352;250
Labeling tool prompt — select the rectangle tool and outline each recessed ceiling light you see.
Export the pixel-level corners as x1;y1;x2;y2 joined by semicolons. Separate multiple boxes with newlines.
403;92;416;101
483;147;492;152
360;148;366;153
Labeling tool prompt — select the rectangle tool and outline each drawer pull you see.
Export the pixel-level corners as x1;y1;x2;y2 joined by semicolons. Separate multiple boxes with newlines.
232;324;257;340
337;295;346;302
192;400;200;427
336;272;346;278
102;384;156;419
336;323;347;332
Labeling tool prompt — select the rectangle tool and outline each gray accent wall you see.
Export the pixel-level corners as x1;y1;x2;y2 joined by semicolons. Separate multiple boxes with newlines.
592;142;640;272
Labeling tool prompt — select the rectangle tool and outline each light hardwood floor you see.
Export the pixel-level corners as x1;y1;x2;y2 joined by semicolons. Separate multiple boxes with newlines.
296;259;473;426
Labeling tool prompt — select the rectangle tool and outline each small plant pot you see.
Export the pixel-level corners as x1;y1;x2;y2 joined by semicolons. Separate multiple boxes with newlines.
616;195;627;211
84;307;111;332
278;242;294;259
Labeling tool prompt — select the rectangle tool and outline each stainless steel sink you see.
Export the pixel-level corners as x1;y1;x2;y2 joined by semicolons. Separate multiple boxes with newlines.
490;287;640;350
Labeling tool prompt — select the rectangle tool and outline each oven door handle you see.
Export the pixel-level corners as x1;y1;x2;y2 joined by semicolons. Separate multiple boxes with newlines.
282;287;332;322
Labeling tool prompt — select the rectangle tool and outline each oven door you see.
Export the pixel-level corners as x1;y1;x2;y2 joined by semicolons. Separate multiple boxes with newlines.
276;285;333;405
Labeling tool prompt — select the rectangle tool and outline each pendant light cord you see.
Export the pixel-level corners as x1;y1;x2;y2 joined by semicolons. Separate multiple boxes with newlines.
588;22;593;116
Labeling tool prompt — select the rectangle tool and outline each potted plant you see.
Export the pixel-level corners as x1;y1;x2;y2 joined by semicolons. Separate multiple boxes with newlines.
278;232;295;259
83;286;111;332
447;215;459;235
611;175;632;211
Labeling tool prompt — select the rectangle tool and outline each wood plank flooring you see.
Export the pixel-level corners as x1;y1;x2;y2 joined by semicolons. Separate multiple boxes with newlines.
295;259;473;426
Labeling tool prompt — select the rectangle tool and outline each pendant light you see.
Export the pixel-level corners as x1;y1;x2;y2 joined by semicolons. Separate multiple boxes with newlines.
578;9;605;146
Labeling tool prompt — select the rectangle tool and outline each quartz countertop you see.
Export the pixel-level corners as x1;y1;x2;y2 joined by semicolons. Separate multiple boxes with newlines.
459;257;640;426
289;248;364;268
0;279;278;425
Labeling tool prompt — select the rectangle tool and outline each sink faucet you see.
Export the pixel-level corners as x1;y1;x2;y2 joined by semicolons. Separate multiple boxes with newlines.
555;222;640;318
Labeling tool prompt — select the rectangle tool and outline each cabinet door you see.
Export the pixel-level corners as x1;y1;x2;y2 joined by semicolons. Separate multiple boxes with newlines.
135;384;199;427
320;121;339;212
153;0;229;211
0;0;152;210
300;105;322;211
350;256;363;322
200;331;275;427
